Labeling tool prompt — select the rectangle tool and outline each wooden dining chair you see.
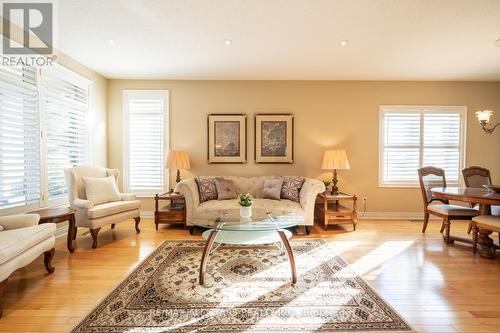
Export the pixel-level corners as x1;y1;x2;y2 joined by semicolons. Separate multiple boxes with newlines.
462;165;499;218
418;166;479;243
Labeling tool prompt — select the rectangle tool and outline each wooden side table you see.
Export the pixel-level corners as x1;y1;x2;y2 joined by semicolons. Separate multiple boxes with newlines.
316;192;357;231
154;192;186;230
29;207;76;253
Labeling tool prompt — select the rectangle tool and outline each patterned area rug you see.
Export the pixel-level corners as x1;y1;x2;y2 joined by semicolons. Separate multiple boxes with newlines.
72;239;413;332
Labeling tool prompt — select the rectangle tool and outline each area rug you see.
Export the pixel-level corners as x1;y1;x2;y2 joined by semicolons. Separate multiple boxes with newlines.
72;239;413;332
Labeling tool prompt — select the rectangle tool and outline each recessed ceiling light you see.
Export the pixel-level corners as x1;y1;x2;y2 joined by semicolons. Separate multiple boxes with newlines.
495;39;500;47
339;40;349;46
108;39;116;45
224;39;232;46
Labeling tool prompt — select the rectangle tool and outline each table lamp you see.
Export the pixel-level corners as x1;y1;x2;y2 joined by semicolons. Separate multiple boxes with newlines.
165;151;191;183
322;150;350;195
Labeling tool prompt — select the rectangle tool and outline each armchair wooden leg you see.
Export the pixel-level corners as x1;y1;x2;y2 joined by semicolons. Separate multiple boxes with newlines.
43;248;55;273
73;227;78;240
90;228;101;249
111;224;115;229
440;217;446;234
422;212;429;233
305;226;312;235
134;217;141;233
0;278;7;318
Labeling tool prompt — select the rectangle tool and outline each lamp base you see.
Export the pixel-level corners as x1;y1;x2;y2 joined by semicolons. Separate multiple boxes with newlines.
176;169;181;183
331;169;339;195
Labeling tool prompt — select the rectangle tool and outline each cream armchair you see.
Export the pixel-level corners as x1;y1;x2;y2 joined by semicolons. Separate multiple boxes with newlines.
0;214;56;318
65;165;141;249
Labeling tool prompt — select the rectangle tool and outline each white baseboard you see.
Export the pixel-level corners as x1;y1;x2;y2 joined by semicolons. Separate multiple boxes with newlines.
140;210;431;221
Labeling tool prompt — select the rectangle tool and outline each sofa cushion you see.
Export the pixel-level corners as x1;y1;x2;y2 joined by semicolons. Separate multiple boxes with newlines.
196;177;218;202
0;223;56;265
83;175;121;205
262;178;283;200
87;200;141;219
194;198;305;218
215;178;239;200
277;176;305;202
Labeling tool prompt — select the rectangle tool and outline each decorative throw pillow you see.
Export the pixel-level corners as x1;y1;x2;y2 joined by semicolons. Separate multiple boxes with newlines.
215;178;239;200
262;178;283;200
82;176;121;205
277;176;305;202
195;177;218;202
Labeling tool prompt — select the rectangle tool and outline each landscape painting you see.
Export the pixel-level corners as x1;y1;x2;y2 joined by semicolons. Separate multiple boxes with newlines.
214;121;240;157
255;114;294;163
207;114;247;163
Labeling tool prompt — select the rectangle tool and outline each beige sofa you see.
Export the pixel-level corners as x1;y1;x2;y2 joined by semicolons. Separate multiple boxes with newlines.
176;176;325;234
65;165;141;249
0;214;56;318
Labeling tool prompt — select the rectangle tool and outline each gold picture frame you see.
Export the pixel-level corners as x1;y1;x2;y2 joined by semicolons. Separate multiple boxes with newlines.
255;113;294;164
207;114;247;164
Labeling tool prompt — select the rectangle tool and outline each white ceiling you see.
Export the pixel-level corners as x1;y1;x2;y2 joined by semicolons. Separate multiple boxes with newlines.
57;0;500;80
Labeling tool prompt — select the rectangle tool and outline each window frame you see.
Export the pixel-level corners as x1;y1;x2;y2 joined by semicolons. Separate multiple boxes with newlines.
0;63;91;214
378;105;467;188
122;89;169;196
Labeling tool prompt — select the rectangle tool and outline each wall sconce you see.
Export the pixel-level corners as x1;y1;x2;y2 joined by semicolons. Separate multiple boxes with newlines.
475;110;499;135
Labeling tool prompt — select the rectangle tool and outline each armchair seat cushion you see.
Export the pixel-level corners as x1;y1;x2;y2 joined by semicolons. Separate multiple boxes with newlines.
428;204;479;217
0;223;56;265
87;200;141;219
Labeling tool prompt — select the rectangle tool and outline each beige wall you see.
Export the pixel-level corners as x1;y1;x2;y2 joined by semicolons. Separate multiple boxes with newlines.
58;53;108;166
107;80;500;213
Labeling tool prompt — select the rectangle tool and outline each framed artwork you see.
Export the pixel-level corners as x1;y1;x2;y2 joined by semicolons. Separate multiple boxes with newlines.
255;113;294;164
207;114;247;163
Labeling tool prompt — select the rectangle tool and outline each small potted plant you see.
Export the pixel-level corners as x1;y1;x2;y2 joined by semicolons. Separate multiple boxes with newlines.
238;193;253;218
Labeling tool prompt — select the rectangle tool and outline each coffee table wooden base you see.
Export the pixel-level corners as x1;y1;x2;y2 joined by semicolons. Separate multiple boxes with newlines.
29;207;76;253
199;229;296;286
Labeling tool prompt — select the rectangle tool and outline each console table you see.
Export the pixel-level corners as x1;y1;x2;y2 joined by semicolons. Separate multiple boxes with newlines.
316;192;357;231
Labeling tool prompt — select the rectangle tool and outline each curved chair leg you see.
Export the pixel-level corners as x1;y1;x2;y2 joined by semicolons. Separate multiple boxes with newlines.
43;248;55;273
444;218;452;244
0;278;7;318
90;228;101;249
73;227;78;240
422;212;429;233
111;224;115;229
440;217;446;234
134;217;141;233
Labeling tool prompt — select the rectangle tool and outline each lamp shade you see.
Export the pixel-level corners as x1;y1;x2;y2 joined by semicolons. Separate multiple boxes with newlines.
165;151;191;170
322;150;350;170
476;110;493;122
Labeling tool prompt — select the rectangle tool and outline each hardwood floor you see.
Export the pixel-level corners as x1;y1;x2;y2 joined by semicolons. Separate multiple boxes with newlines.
1;218;499;332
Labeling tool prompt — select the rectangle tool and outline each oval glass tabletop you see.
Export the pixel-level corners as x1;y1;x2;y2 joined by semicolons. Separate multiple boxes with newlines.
191;208;303;231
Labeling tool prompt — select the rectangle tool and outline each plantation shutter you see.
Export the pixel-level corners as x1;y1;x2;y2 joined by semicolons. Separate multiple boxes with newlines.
41;67;89;200
124;91;168;194
0;66;41;209
380;107;464;186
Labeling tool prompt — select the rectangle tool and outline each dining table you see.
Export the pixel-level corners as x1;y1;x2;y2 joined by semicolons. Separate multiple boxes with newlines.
431;187;500;258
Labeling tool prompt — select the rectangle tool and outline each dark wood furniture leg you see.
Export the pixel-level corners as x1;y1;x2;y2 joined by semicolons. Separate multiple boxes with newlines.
134;217;141;233
277;230;297;284
189;226;195;235
43;248;55;273
0;278;7;318
90;228;101;249
305;226;311;235
472;223;478;254
67;215;75;253
478;228;496;259
73;227;78;240
111;224;115;229
422;212;429;233
199;229;219;285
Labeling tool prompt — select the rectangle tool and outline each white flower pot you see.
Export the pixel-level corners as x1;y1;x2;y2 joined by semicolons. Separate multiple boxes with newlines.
240;205;252;218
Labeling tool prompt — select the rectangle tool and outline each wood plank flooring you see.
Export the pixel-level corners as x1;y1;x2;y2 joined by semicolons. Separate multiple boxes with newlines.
1;218;499;333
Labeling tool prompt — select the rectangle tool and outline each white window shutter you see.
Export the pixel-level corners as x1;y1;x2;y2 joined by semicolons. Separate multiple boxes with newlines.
0;66;41;209
41;67;89;200
124;91;168;194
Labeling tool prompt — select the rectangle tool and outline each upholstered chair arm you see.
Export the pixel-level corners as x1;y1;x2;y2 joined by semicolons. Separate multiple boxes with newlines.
0;214;40;230
120;193;137;201
176;178;200;224
299;179;325;225
72;198;95;210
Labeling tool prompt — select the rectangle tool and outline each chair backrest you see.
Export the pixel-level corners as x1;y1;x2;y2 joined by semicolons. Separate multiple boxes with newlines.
462;166;492;188
64;165;119;203
418;166;448;206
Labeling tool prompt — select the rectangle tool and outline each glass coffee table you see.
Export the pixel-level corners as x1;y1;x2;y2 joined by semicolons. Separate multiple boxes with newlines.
192;209;303;286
